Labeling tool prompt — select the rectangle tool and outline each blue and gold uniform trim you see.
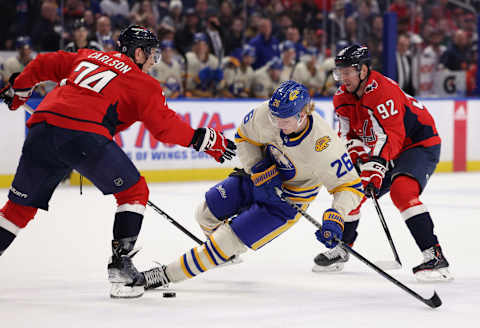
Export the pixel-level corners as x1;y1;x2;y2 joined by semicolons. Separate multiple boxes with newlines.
208;235;230;262
327;178;364;198
235;128;264;146
250;203;308;250
282;184;321;203
280;115;313;147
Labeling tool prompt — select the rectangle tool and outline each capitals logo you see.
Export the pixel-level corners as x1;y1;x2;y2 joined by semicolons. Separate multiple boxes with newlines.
364;80;378;94
335;87;345;96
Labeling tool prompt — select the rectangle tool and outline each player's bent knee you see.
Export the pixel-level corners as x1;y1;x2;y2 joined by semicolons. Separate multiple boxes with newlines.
195;200;223;236
0;200;38;231
390;175;422;212
114;176;149;214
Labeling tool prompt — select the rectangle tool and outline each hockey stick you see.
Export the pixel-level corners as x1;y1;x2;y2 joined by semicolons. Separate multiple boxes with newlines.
370;192;402;269
147;200;203;245
275;188;442;309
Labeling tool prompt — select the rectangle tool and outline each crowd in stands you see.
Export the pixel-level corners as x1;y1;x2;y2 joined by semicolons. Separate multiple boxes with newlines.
0;0;478;98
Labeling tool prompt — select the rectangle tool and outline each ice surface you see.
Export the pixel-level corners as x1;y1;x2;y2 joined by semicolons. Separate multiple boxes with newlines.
1;173;479;327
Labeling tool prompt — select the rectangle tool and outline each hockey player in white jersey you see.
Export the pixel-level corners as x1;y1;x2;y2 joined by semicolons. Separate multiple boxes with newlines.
140;81;363;290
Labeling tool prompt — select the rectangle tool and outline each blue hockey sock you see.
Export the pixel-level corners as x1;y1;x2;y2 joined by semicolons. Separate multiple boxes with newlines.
0;227;16;256
113;211;143;241
405;212;439;251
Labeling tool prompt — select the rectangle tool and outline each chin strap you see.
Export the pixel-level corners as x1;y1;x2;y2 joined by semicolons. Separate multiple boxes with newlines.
351;68;371;96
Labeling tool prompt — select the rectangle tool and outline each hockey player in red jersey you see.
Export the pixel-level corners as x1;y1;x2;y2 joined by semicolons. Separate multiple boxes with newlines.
312;45;452;282
0;25;236;298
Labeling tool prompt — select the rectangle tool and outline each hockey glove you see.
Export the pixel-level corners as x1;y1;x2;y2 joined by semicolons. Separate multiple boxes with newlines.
360;156;387;197
0;73;32;111
191;127;236;163
346;139;369;173
315;208;344;248
250;158;283;204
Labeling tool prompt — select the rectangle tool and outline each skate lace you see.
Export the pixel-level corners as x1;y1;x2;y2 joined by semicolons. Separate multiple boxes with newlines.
324;245;347;260
422;247;439;262
143;265;170;289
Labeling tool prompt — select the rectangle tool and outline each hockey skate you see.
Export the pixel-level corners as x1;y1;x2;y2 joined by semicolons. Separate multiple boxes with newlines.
413;245;453;282
312;244;349;272
108;240;146;298
142;264;171;290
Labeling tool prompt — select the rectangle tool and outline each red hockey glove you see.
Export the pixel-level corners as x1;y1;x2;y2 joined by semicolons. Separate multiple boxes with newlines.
360;157;387;197
0;73;32;111
191;128;237;163
346;139;369;165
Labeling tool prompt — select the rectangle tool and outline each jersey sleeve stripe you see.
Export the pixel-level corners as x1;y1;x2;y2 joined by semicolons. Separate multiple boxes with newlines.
328;179;364;197
234;128;264;146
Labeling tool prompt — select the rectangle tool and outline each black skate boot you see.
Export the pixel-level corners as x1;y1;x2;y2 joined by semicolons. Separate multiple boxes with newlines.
412;244;453;282
312;244;349;272
142;265;170;290
108;239;146;298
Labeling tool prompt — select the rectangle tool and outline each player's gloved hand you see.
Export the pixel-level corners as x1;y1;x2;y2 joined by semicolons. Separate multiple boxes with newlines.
250;158;283;204
191;127;236;163
346;139;369;173
360;156;387;197
315;208;344;248
0;73;32;111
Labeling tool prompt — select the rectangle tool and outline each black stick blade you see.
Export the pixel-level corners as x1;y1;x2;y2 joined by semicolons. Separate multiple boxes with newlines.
424;291;442;308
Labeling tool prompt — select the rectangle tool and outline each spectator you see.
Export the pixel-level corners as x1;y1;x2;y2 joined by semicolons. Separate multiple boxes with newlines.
161;0;183;32
63;0;86;32
223;45;256;98
291;49;326;97
100;0;130;28
395;33;415;96
285;26;308;61
219;0;235;32
224;17;245;57
2;36;34;85
130;0;159;26
249;17;280;69
175;8;201;55
185;33;223;98
205;13;225;60
95;16;113;50
195;0;210;29
31;1;62;51
417;28;446;96
440;29;471;71
252;57;283;98
64;18;103;52
149;40;184;99
344;16;359;45
279;41;296;82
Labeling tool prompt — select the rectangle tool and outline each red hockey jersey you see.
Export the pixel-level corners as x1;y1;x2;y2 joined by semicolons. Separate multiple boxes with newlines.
13;49;194;146
333;70;441;161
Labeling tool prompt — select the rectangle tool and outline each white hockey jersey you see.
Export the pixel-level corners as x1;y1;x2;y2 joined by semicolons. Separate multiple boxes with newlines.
149;59;183;97
235;102;363;218
185;52;219;90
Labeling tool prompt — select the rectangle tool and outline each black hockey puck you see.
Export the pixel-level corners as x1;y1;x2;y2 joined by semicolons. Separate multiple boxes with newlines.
163;292;176;298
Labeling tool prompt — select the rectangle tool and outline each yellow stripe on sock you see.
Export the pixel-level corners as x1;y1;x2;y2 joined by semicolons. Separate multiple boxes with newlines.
202;245;215;266
193;247;207;271
180;255;194;278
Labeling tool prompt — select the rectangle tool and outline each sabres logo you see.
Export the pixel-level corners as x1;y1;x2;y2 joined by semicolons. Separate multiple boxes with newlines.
289;90;300;101
272;99;280;107
315;136;331;152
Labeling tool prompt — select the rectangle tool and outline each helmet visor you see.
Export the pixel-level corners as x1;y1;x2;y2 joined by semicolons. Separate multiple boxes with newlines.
145;47;161;64
333;66;359;83
268;111;303;130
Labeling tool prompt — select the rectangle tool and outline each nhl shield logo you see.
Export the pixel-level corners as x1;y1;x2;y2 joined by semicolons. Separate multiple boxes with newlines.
114;177;124;186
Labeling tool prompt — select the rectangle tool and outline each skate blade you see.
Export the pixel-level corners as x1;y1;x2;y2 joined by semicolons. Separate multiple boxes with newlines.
312;262;345;273
373;260;402;270
414;268;454;283
110;283;144;298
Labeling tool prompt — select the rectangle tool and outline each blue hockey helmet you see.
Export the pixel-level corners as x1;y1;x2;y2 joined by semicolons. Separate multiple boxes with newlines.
268;80;310;119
